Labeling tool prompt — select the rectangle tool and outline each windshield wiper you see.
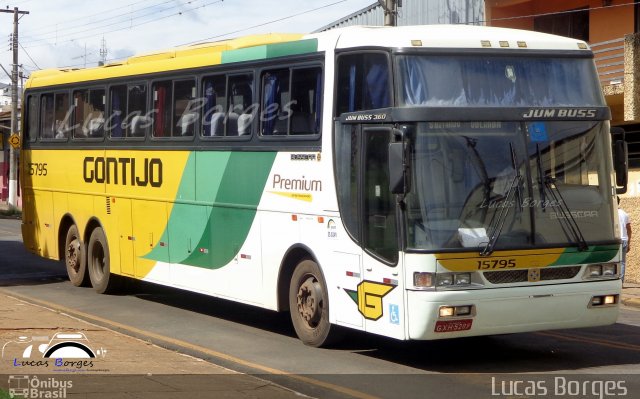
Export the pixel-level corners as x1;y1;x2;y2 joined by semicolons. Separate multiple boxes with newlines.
536;144;546;211
481;174;522;256
481;143;522;256
542;177;589;251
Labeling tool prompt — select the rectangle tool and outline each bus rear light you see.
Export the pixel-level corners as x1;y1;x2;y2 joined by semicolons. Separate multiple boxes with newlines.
589;295;618;307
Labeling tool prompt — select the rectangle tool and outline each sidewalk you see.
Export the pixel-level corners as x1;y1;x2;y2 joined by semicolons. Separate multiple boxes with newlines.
622;282;640;308
0;292;305;398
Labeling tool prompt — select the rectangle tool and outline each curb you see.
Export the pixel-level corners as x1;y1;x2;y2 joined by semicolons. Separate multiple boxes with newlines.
622;297;640;308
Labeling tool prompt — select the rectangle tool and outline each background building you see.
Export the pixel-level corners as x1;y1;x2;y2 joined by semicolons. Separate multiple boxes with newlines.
316;0;485;31
485;0;640;282
0;83;12;111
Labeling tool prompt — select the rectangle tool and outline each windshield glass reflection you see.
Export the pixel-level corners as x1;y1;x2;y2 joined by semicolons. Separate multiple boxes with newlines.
405;121;615;252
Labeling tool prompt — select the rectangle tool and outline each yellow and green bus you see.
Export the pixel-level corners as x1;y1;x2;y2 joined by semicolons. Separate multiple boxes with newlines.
22;25;628;347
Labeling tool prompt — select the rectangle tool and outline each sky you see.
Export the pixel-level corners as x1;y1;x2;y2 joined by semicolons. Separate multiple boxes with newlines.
0;0;376;84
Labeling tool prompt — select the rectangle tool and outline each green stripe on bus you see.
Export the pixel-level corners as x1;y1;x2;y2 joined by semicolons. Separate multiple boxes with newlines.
221;39;318;64
144;151;277;269
550;244;619;266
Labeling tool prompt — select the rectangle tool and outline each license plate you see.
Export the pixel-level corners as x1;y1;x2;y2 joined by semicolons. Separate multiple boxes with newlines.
435;319;473;333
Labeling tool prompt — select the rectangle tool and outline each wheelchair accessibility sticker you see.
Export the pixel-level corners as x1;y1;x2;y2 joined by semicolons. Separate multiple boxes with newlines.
389;304;400;325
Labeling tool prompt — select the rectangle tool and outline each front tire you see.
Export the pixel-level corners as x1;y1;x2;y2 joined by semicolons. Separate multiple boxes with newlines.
64;225;89;287
289;259;340;347
87;226;121;294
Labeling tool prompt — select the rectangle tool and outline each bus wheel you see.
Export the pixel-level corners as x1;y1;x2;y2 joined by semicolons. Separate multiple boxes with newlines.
87;227;120;294
289;259;338;347
64;225;88;287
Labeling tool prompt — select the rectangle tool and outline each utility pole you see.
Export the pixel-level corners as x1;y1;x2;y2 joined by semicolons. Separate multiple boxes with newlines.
379;0;398;27
99;37;108;66
1;7;29;207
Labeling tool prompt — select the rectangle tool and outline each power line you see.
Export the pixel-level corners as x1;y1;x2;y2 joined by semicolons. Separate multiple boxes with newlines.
18;41;40;69
179;0;347;46
22;0;206;46
23;0;155;35
54;0;225;68
38;0;348;68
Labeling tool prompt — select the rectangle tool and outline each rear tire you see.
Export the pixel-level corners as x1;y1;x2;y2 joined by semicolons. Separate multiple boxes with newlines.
64;225;89;287
289;259;341;347
87;226;121;294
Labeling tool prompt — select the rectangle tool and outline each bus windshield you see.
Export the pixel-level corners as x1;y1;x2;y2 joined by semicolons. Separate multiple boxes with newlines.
396;55;605;107
405;121;616;252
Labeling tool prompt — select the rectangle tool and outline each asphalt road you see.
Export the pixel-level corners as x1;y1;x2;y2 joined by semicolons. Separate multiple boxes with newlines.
2;217;640;399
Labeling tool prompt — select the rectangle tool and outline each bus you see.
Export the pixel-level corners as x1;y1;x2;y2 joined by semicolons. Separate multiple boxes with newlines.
21;25;628;347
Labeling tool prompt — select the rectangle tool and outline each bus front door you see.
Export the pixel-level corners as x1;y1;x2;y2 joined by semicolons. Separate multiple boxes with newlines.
360;126;405;340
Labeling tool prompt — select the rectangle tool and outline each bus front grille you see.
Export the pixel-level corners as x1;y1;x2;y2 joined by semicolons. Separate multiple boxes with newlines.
483;266;582;284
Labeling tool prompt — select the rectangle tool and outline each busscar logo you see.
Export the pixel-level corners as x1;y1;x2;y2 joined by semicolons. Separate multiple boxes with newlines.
522;108;597;119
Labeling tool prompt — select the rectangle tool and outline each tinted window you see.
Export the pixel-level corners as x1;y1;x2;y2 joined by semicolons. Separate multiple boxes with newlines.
336;53;391;115
261;66;322;136
73;89;105;139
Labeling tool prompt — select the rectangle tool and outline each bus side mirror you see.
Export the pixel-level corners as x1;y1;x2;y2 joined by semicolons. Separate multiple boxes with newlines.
614;139;628;194
389;141;410;194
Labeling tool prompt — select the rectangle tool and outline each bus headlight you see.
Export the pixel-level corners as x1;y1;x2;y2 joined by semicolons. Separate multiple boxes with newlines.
437;273;471;287
587;264;603;277
584;263;618;279
438;305;475;318
589;294;618;307
455;273;471;285
437;273;453;286
602;264;617;276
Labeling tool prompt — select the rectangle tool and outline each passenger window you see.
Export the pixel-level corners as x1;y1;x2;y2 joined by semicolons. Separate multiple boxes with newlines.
152;81;172;137
40;94;54;139
109;85;126;138
261;66;322;136
53;92;70;140
127;84;148;137
336;53;391;115
73;89;105;139
201;75;226;137
261;69;289;135
291;67;322;135
173;79;197;137
227;74;254;136
109;83;148;139
26;95;38;142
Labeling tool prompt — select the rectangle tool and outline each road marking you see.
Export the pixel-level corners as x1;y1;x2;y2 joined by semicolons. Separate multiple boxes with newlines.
535;330;640;352
1;288;380;399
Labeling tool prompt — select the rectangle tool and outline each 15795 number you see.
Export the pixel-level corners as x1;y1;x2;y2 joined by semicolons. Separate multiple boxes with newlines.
477;259;516;270
28;162;48;176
